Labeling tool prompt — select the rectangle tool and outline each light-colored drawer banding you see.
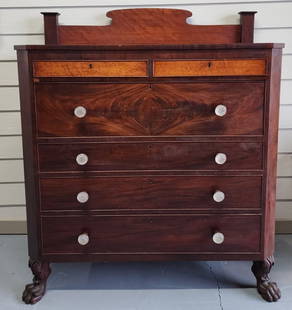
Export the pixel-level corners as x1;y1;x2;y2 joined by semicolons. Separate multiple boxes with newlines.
153;59;266;77
33;61;148;77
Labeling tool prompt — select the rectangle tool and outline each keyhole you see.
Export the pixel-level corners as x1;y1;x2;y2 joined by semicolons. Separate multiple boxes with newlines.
88;63;93;69
208;62;212;68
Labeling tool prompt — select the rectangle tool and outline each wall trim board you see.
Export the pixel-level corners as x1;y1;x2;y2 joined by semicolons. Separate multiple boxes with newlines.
0;220;291;234
0;221;27;234
276;221;292;234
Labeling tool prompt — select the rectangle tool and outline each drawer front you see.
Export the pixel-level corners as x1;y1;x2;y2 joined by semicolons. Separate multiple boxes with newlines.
33;61;148;77
153;59;266;77
40;176;262;211
38;142;263;172
35;83;264;137
41;215;261;254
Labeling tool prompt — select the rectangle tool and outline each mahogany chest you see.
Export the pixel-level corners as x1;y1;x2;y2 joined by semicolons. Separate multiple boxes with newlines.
15;9;283;304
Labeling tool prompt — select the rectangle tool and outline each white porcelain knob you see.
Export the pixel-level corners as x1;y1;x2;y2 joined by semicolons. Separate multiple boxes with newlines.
74;106;87;118
215;153;227;165
77;233;89;246
76;153;88;166
215;104;227;117
212;232;224;244
77;191;89;203
213;190;225;203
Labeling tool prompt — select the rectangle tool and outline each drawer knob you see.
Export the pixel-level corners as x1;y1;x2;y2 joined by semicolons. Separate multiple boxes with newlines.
77;233;89;246
76;153;88;166
77;191;89;203
212;232;224;244
213;190;225;203
215;104;227;117
215;153;227;165
74;106;87;118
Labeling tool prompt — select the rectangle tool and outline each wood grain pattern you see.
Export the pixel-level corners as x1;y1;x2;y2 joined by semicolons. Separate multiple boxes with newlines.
57;9;241;45
40;176;262;211
263;49;283;258
15;7;283;304
14;43;284;51
239;11;257;43
41;12;59;44
16;50;40;261
33;61;148;77
41;215;261;254
154;59;266;77
38;142;263;172
35;82;264;137
42;252;264;262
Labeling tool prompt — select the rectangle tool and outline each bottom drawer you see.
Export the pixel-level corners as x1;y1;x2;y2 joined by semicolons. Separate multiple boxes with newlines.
41;215;261;254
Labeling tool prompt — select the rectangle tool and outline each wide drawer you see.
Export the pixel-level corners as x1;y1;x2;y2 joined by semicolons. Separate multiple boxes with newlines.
41;215;261;254
33;61;148;77
38;142;263;172
40;176;262;211
35;82;264;137
153;59;266;77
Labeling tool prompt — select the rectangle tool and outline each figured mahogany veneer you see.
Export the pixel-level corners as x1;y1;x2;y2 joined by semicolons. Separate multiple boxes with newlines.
38;142;263;172
41;215;261;254
36;82;264;137
153;59;266;77
15;8;284;304
33;61;148;77
40;176;262;211
57;9;242;45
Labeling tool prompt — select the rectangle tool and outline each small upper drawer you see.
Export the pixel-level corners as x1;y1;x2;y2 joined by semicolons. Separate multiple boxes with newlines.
153;59;266;77
33;61;148;77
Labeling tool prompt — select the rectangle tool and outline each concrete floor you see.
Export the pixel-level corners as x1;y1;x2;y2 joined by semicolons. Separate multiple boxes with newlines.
0;235;291;309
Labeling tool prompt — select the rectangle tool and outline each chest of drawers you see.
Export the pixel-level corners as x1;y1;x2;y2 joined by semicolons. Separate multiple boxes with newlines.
15;8;283;304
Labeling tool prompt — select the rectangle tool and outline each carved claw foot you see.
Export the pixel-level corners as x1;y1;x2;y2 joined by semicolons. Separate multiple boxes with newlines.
22;259;51;304
252;256;281;302
23;281;47;304
257;281;281;302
